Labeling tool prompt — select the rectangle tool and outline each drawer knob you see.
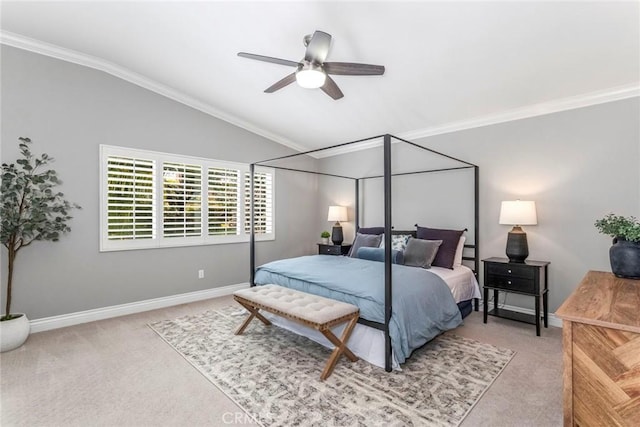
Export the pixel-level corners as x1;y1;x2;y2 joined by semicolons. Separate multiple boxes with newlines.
508;280;512;285
508;269;512;273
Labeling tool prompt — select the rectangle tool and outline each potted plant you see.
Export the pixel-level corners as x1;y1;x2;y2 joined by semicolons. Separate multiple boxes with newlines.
594;213;640;279
320;231;331;244
0;137;80;352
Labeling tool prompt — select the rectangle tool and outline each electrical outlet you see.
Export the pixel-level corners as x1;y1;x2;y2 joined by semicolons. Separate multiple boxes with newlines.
198;269;205;279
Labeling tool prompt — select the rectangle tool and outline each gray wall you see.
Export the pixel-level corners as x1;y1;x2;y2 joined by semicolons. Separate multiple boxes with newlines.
1;46;318;319
3;44;638;320
316;98;640;313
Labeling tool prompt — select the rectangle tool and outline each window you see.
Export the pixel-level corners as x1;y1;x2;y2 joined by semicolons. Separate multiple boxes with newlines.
245;171;273;235
100;145;274;251
208;168;239;236
163;162;202;238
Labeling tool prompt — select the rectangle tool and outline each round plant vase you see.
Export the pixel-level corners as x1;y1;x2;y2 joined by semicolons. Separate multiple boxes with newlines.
0;313;30;352
610;238;640;280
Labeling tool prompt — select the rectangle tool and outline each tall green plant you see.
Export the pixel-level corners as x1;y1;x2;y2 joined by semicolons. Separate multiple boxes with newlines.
1;137;80;320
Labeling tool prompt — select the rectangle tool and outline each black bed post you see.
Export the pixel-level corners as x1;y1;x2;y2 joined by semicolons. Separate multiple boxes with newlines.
474;165;479;310
383;134;393;372
355;179;360;231
249;163;256;287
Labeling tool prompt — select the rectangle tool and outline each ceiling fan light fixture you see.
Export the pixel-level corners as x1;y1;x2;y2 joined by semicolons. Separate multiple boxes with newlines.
296;68;326;89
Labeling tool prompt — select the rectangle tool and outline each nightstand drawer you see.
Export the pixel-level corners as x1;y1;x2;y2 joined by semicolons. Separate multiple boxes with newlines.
486;274;536;294
319;244;342;255
487;263;535;279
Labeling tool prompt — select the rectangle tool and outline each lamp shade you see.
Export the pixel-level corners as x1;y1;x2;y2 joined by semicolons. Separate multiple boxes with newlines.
327;205;348;222
499;201;537;226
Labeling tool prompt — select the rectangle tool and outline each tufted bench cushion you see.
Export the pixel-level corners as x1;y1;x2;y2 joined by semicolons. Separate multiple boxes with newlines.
234;284;359;328
233;284;360;380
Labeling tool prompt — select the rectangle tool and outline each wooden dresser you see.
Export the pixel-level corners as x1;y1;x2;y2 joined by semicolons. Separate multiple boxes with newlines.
556;271;640;426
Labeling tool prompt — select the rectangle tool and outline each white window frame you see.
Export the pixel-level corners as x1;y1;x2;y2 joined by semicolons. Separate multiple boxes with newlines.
100;145;275;252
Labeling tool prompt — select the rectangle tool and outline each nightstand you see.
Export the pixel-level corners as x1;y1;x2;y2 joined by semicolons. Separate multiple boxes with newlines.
318;243;351;256
482;257;550;336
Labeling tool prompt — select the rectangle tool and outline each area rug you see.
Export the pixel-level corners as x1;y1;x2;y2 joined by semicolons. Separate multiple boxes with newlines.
149;306;515;426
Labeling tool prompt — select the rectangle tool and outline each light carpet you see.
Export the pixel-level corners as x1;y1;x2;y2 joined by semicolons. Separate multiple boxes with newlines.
149;306;515;427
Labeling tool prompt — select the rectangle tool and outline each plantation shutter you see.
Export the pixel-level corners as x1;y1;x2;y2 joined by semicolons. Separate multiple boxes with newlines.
163;162;202;238
244;172;273;234
208;167;240;235
106;156;155;240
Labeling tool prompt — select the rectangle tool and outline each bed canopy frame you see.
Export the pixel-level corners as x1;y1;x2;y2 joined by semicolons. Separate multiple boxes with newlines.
249;134;479;372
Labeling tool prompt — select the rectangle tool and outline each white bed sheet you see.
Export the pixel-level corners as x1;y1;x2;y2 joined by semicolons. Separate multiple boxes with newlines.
256;264;480;371
429;264;482;303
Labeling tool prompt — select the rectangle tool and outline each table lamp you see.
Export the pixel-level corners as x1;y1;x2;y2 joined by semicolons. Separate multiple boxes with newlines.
327;206;348;246
499;200;537;263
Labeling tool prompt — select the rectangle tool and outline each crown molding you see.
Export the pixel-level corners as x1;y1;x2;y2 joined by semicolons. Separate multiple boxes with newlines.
2;31;638;160
316;83;639;158
399;83;640;142
0;30;307;154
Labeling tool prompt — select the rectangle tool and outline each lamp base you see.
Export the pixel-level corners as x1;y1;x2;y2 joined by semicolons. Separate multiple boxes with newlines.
331;224;344;246
505;226;529;263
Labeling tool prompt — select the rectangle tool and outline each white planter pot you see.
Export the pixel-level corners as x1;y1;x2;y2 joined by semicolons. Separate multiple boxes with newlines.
321;238;330;244
0;313;30;352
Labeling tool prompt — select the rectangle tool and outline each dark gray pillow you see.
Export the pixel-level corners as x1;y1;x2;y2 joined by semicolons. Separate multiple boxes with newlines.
357;226;385;235
349;233;382;258
403;237;442;268
416;226;464;269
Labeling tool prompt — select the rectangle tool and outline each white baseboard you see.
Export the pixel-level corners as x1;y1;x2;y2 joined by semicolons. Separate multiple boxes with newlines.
30;283;250;333
30;286;562;334
478;301;562;328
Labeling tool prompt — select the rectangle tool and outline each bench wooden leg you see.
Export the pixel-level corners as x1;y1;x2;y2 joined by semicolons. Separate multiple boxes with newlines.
234;300;271;335
319;314;359;381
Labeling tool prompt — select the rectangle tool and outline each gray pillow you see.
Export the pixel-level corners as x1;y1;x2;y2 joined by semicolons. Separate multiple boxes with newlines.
349;233;382;258
403;237;442;268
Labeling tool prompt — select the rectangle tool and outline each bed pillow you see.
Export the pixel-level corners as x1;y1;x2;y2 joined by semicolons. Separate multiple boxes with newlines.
349;233;382;258
379;234;412;251
416;226;464;269
357;247;404;264
454;235;466;267
403;237;442;269
357;226;385;235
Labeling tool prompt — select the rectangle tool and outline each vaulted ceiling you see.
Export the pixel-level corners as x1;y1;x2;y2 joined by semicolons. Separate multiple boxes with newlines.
1;1;638;152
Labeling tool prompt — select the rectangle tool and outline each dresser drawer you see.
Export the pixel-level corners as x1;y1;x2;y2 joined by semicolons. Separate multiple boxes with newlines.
486;274;536;294
319;244;342;255
487;263;535;279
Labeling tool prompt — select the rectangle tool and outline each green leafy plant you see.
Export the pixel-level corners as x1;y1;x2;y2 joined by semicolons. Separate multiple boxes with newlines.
1;137;80;321
321;231;331;239
594;214;640;243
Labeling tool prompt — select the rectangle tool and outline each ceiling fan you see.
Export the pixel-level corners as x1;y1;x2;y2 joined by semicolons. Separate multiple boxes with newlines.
238;30;385;100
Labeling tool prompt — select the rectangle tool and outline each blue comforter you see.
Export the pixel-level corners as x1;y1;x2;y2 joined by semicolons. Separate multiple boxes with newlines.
254;255;462;364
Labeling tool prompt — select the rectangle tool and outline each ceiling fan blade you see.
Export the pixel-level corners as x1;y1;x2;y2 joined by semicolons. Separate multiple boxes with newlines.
264;73;297;93
237;52;300;68
305;31;332;63
323;62;385;76
320;76;344;100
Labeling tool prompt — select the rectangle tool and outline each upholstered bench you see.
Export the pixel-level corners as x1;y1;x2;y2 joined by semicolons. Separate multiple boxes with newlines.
233;284;360;380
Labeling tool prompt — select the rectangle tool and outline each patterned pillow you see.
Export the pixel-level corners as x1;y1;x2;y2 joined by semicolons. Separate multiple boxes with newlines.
379;234;412;251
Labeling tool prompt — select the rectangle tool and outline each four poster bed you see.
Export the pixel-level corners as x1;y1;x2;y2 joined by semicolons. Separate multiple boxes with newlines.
248;134;480;372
